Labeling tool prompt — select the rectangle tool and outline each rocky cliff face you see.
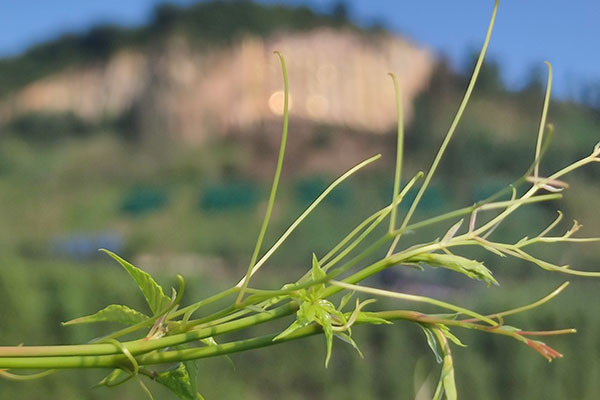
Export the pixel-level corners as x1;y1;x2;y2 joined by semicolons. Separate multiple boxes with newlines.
0;28;434;144
0;51;147;122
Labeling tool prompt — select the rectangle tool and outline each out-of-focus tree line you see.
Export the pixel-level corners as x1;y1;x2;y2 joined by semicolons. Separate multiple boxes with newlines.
0;1;359;95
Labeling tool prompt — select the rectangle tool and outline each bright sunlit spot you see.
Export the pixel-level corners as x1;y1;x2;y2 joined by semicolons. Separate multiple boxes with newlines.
268;90;292;115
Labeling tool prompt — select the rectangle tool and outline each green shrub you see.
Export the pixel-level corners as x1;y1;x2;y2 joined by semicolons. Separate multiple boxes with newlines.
4;112;94;144
200;181;259;211
121;186;169;215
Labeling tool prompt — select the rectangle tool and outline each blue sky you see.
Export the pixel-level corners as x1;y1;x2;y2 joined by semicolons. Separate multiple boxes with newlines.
0;1;598;99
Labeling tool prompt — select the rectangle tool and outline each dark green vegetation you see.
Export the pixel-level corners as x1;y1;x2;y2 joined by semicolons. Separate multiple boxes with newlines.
1;265;599;399
1;1;599;399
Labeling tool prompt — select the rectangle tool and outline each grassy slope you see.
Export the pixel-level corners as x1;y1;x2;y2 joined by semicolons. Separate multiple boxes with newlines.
1;83;599;398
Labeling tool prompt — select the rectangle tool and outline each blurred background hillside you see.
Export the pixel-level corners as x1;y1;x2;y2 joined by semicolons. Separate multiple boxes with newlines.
0;1;599;399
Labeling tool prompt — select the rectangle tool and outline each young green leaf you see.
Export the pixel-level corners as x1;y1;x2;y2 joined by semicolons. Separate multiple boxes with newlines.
96;368;131;388
441;219;464;245
154;363;203;400
63;304;149;326
246;305;269;314
173;344;201;397
497;325;522;332
428;313;460;320
297;301;317;326
310;253;327;296
184;360;198;397
419;325;443;364
320;312;334;368
335;332;364;358
338;291;354;311
273;320;304;341
438;325;466;348
407;252;499;287
479;243;507;257
100;249;171;315
312;253;326;281
356;311;393;325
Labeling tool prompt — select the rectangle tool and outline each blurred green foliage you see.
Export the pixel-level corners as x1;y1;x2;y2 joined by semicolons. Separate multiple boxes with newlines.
200;181;259;211
3;112;97;144
1;262;599;399
0;106;598;398
295;176;351;208
121;185;169;215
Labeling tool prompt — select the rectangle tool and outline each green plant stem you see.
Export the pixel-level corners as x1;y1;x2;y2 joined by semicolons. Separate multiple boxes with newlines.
331;280;496;325
99;286;238;342
219;194;563;312
0;192;564;361
534;61;553;178
234;193;560;302
236;153;381;288
388;72;404;234
318;171;422;269
393;194;561;238
237;51;290;304
431;327;457;400
174;286;238;323
0;303;297;359
311;172;422;280
0;369;57;381
390;0;499;255
432;377;444;400
0;186;576;365
471;152;598;238
205;193;560;317
0;307;570;370
319;207;389;266
462;282;570;322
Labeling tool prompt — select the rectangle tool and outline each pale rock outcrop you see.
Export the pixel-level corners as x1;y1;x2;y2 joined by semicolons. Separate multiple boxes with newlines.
0;28;434;144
